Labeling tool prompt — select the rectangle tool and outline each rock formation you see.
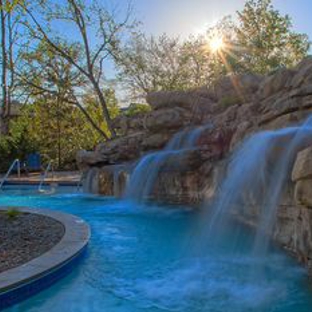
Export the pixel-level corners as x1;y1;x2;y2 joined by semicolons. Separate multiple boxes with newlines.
77;57;312;268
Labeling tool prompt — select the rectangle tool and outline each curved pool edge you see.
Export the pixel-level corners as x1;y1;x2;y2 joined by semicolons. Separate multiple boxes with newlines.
0;207;91;310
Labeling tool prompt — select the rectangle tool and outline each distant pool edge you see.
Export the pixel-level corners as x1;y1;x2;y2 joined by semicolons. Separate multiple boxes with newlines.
0;207;91;310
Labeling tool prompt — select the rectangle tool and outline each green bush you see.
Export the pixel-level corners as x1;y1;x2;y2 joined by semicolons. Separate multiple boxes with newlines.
5;208;21;220
124;103;151;117
0;121;38;173
219;95;243;108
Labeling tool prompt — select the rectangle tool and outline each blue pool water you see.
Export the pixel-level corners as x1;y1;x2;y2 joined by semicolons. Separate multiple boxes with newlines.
1;186;312;312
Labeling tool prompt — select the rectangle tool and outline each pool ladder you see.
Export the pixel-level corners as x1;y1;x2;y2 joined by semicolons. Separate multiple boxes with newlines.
76;172;85;192
38;160;54;192
0;159;21;190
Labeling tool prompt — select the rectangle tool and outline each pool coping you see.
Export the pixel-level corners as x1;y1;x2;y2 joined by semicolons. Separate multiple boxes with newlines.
0;207;90;309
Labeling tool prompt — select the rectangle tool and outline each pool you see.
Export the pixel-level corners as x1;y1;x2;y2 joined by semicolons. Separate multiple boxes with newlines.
1;186;312;312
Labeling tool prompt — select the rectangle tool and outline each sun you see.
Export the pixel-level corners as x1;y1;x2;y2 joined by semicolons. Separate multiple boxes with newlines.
209;36;224;53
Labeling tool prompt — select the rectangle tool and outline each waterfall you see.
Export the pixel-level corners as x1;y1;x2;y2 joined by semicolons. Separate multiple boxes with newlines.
125;126;207;201
83;167;99;194
196;116;312;265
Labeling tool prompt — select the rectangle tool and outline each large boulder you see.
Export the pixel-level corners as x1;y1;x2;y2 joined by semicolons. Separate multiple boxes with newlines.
214;74;263;103
292;146;312;182
95;132;146;164
76;150;104;171
143;107;191;132
160;149;205;172
290;57;312;89
292;145;312;208
146;90;214;111
259;92;312;127
257;68;295;99
141;132;172;151
112;114;145;135
83;164;130;196
230;121;254;151
294;180;312;207
197;126;234;160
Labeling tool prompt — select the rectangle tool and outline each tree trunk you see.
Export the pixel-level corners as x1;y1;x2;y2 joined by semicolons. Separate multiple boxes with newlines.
90;76;116;139
0;0;8;134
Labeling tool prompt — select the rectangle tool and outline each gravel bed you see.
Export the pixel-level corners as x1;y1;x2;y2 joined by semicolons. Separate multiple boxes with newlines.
0;209;65;273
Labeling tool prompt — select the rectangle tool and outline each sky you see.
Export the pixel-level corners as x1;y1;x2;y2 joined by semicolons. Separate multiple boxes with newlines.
128;0;312;41
128;0;312;39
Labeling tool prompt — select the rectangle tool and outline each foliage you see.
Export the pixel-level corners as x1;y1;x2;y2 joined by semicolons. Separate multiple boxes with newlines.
0;113;38;172
0;87;120;172
124;103;151;117
115;0;310;96
114;33;216;98
0;0;311;169
235;0;310;74
5;208;20;219
13;0;134;138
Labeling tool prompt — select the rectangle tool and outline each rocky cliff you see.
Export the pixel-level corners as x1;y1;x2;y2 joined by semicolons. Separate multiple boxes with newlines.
77;56;312;268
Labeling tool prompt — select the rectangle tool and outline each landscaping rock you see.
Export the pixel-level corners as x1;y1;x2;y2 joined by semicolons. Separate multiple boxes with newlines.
0;211;64;273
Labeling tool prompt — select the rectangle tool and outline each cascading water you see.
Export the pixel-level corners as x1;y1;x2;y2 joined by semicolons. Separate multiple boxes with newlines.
125;126;208;201
83;167;99;194
193;116;312;272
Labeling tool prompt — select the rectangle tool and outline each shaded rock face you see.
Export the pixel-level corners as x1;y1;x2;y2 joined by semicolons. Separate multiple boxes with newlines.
146;90;215;111
112;114;144;136
214;74;263;103
77;57;312;265
292;146;312;207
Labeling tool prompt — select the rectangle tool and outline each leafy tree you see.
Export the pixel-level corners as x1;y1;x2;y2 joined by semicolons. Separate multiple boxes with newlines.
0;109;38;172
6;87;120;171
17;0;134;139
235;0;310;74
0;0;26;134
114;33;218;98
115;1;310;97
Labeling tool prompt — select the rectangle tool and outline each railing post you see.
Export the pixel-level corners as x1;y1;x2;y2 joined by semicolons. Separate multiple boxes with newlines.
0;158;20;190
17;160;21;178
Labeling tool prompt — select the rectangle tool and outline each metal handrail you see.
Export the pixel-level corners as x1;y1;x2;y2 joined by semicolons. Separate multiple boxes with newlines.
38;160;54;192
76;172;84;192
0;159;21;190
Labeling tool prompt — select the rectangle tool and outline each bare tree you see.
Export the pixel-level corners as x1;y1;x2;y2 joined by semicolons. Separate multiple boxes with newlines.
20;0;134;139
0;0;26;134
0;0;9;134
17;40;111;139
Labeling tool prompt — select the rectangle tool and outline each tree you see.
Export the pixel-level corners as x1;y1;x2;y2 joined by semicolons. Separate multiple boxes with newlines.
0;0;23;134
114;33;217;99
115;1;310;98
18;40;115;139
18;0;134;139
7;87;120;170
235;0;310;74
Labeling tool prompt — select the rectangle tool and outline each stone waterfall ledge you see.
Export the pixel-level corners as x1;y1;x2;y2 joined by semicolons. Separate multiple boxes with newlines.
0;207;90;310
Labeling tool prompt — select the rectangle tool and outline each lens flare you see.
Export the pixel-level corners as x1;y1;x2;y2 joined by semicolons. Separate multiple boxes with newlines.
209;36;224;53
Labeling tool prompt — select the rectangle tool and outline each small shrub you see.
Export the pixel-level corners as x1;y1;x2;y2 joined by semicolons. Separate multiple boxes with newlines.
5;208;21;220
219;95;243;107
124;103;151;117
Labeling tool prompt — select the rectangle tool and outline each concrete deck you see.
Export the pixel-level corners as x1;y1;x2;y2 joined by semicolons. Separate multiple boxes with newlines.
0;171;81;185
0;207;90;309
